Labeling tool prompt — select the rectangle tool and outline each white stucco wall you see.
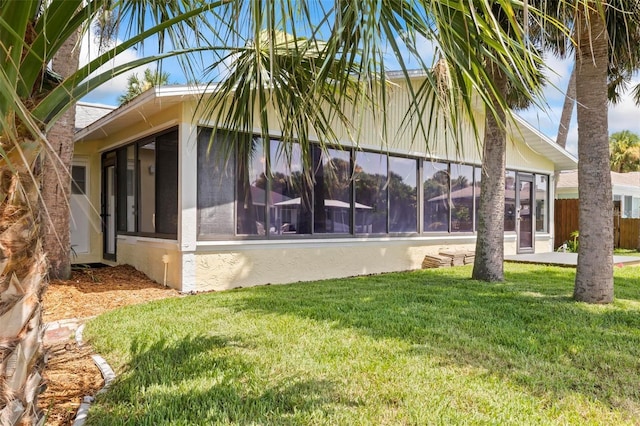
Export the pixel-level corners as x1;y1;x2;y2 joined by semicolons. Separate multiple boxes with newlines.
116;236;181;289
187;235;537;292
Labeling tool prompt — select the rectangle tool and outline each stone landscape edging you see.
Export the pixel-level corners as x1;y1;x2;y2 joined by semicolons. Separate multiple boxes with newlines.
71;323;116;426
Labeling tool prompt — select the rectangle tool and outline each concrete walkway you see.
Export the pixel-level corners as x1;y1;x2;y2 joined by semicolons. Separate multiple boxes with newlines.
505;252;640;267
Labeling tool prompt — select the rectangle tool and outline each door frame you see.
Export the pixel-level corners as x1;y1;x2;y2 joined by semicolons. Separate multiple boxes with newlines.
516;173;535;254
102;153;117;261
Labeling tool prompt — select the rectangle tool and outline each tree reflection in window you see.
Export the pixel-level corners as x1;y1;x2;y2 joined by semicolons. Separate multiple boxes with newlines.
313;147;352;234
269;140;311;235
504;170;516;232
354;151;387;234
389;157;417;233
236;136;266;235
449;164;474;232
423;162;450;232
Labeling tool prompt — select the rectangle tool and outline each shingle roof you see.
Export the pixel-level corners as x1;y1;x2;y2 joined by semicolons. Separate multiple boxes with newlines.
557;170;640;189
75;101;115;131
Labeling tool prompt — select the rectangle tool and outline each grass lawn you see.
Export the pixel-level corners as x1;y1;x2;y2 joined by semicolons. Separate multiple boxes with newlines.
83;263;640;425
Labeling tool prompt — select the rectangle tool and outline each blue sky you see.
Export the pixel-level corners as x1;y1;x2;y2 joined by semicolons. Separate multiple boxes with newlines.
79;23;640;158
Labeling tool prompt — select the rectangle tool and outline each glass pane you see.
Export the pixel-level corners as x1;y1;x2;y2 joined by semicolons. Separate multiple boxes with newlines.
535;174;548;233
313;147;351;234
504;170;516;232
270;141;311;235
474;166;482;231
197;128;236;237
138;140;156;233
389;157;417;233
105;165;116;255
624;195;633;218
237;137;266;235
71;165;86;195
518;179;533;249
423;161;449;232
116;149;128;232
155;131;178;235
354;151;387;234
125;146;136;232
450;164;474;232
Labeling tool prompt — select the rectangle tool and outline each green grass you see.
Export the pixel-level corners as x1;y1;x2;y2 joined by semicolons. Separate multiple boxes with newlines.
615;248;640;256
83;264;640;425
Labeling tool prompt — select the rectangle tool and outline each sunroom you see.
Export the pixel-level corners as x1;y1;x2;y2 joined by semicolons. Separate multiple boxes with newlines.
72;78;577;292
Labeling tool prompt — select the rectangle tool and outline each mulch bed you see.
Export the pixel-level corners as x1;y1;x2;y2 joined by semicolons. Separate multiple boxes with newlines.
39;265;180;425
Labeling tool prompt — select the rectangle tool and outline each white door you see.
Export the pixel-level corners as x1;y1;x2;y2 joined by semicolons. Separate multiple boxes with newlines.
70;163;90;254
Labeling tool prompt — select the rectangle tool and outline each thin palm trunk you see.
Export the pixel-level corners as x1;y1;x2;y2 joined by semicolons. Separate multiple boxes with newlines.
472;67;508;282
574;7;614;303
554;66;576;192
556;66;576;150
42;30;81;280
0;145;47;424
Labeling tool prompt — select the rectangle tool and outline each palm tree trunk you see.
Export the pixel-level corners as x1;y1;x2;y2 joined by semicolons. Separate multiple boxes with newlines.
472;67;508;282
42;29;80;280
0;147;47;424
554;66;576;192
574;7;614;303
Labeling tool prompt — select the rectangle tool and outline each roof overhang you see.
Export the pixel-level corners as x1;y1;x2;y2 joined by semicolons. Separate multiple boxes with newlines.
509;115;577;172
75;82;579;173
74;85;213;142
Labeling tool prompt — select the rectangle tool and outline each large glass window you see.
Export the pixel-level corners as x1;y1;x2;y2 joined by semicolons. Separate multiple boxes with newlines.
116;146;136;233
105;128;178;239
423;161;449;232
237;137;266;235
197;129;236;238
193;129;553;240
450;164;474;232
125;146;136;232
138;141;156;233
535;174;548;233
313;147;352;234
152;132;178;235
474;166;482;231
354;151;387;234
270;141;311;235
389;157;417;233
504;170;517;232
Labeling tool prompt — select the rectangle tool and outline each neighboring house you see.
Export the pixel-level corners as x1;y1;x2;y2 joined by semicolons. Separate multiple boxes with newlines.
71;74;577;292
557;171;640;218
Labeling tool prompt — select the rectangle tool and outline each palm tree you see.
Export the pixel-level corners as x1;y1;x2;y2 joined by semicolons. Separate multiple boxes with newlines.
472;3;544;282
0;1;566;422
118;68;171;105
609;130;640;172
574;2;613;303
41;32;82;281
537;1;640;303
0;1;227;422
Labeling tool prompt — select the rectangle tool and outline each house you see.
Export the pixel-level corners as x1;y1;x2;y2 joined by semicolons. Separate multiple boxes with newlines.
71;74;577;292
556;170;640;218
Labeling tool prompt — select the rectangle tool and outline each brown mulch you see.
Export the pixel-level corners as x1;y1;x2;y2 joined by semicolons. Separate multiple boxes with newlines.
39;265;180;426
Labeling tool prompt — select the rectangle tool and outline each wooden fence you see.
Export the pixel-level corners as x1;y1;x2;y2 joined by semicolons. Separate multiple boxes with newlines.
554;199;640;250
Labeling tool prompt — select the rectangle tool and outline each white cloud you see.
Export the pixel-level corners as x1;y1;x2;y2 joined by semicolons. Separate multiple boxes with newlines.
79;31;151;105
609;74;640;136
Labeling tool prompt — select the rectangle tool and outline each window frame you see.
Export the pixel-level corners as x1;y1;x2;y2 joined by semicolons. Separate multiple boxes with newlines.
105;126;179;240
195;126;552;242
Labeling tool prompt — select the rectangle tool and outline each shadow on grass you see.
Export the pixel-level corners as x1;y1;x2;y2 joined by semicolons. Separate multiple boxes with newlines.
227;265;640;413
88;335;348;425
